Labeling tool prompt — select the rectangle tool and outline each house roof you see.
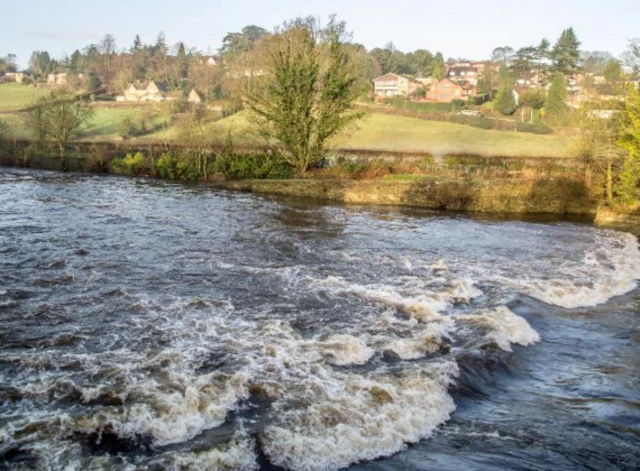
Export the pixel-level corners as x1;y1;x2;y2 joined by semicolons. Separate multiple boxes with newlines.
148;81;168;93
448;66;478;74
372;73;403;82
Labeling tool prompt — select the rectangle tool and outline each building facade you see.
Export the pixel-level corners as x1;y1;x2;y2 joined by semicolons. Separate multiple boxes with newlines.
372;73;422;98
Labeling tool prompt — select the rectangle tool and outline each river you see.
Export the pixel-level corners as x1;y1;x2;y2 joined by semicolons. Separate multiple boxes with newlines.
0;168;639;471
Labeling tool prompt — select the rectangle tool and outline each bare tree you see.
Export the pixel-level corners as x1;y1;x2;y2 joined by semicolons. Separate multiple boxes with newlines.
23;89;95;170
99;34;117;88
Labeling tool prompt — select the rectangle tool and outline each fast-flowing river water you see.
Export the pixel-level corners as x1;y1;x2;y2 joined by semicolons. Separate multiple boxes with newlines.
0;168;639;471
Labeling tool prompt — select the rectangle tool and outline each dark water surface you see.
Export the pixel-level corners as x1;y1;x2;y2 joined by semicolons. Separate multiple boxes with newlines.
0;168;639;471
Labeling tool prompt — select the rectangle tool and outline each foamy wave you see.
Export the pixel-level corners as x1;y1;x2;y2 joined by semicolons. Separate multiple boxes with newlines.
75;371;250;446
515;231;640;308
320;334;374;366
457;306;540;352
140;436;259;471
315;276;481;322
384;322;452;360
261;363;459;471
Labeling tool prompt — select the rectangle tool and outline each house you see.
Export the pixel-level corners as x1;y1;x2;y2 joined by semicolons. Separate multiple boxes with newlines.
187;89;202;104
447;66;479;86
415;77;438;88
200;56;219;67
426;78;476;102
471;61;494;75
47;73;67;85
512;86;531;106
4;72;26;83
372;73;422;98
120;81;176;102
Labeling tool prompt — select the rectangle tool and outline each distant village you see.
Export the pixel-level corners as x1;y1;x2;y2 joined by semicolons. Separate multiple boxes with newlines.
371;62;635;109
1;26;638;120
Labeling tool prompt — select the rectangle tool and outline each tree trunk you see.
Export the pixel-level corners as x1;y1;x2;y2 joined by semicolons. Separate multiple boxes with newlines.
59;142;67;172
606;157;614;205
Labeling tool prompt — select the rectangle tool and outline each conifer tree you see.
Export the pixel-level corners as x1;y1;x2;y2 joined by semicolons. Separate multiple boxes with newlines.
551;28;581;75
494;83;517;115
547;72;568;120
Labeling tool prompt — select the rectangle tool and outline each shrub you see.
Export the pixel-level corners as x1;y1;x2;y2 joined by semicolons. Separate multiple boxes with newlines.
155;152;200;181
118;117;137;140
519;89;546;110
423;154;435;165
411;88;426;99
472;94;490;105
222;102;242;118
109;152;150;176
615;155;640;205
450;115;493;129
0;118;9;141
516;122;554;134
494;85;517;115
212;150;292;180
452;99;466;111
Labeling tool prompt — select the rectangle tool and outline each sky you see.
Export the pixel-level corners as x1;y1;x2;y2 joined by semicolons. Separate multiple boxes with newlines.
2;0;639;69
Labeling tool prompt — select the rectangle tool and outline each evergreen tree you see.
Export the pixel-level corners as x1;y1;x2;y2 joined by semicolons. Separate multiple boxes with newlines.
69;50;82;72
511;46;537;82
219;25;268;59
497;62;511;85
546;72;568;120
491;46;515;65
155;32;168;55
551;27;581;75
431;52;446;80
176;42;188;81
132;34;143;52
494;83;517;115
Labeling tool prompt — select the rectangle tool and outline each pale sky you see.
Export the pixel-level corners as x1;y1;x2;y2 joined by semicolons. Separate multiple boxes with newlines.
3;0;639;69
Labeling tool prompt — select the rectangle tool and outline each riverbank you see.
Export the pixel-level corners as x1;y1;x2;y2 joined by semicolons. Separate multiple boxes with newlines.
595;207;640;235
2;141;638;233
214;178;596;215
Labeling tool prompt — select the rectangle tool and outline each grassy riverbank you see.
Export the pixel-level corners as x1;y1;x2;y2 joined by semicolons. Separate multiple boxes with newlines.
212;177;595;215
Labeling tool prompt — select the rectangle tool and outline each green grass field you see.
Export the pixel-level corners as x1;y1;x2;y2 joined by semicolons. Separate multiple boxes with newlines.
0;83;50;112
201;111;574;157
331;113;573;157
83;108;171;140
0;94;574;157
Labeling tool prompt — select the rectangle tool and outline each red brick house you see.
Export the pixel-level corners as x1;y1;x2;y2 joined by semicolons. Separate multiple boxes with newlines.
426;78;476;102
447;66;479;86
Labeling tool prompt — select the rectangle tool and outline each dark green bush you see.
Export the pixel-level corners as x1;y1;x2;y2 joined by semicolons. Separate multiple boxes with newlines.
213;151;292;180
516;122;554;134
222;102;242;118
117;117;137;140
155;152;200;181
